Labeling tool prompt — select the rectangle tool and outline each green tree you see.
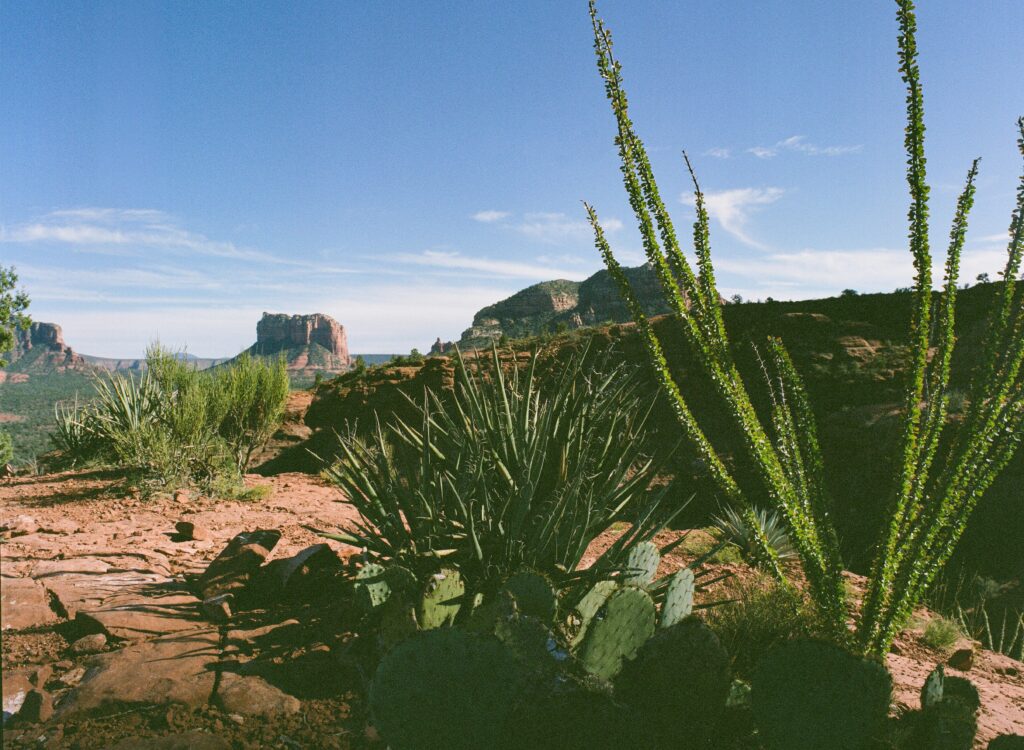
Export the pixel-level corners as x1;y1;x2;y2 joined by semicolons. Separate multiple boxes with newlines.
1;265;31;367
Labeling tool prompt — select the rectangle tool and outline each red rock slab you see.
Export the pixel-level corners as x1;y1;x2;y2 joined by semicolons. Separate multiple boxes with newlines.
1;576;59;631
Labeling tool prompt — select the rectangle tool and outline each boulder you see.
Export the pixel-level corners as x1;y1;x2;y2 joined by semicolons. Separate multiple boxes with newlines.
195;530;281;600
200;594;233;624
2;671;33;722
1;515;39;537
1;576;59;630
174;521;209;542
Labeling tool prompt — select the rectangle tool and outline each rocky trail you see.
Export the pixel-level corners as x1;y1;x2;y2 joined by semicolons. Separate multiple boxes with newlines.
2;469;1023;748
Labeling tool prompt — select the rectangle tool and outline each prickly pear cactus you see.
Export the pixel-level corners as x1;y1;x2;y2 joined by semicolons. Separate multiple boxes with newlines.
910;668;980;750
354;562;390;610
466;589;518;634
623;540;660;586
660;567;695;628
752;639;893;750
495;612;563;668
576;585;656;680
383;565;418;597
500;569;557;622
988;736;1024;749
506;673;636;750
615;619;730;746
564;579;617;647
418;567;464;629
369;628;530;750
922;664;945;710
378;593;419;651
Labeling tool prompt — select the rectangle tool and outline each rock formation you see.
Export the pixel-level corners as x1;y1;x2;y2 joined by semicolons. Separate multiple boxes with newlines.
449;264;695;349
246;313;351;383
1;322;89;379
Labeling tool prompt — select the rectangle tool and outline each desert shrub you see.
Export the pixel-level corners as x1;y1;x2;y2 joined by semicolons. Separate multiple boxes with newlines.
50;345;289;495
212;352;290;471
921;616;963;652
711;505;797;567
586;0;1024;655
706;577;823;679
0;429;12;464
322;345;674;595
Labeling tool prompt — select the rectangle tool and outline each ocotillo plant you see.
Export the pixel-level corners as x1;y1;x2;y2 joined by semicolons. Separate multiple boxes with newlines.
586;0;1023;656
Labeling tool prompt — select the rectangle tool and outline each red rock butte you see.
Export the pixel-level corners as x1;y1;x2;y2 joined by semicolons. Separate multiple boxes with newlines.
249;312;351;379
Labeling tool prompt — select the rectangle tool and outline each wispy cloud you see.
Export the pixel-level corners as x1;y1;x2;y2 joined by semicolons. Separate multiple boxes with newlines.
395;250;589;281
681;187;784;249
747;135;862;159
0;207;280;263
705;147;731;159
513;212;622;244
472;209;511;223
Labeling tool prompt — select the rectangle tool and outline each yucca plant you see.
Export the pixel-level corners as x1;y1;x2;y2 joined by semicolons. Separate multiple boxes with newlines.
320;345;679;595
586;0;1023;656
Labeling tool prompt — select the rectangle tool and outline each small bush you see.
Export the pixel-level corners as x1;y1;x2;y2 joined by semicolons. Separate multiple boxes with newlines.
0;429;12;464
921;616;963;652
706;577;823;679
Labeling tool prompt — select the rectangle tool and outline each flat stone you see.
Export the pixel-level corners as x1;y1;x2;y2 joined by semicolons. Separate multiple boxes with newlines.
70;633;107;654
32;557;112;577
38;519;80;535
55;628;221;718
74;589;203;641
216;672;300;716
196;530;281;600
108;731;231;750
57;667;86;687
1;515;38;537
1;576;59;630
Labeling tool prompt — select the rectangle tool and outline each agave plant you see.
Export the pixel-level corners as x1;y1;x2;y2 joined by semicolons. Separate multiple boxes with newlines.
711;505;797;566
319;345;680;595
586;0;1023;655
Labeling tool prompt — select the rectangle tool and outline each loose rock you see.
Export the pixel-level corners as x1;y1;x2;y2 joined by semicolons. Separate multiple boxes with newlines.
948;647;975;671
70;633;107;654
14;689;53;723
174;520;210;541
1;576;60;630
216;673;301;716
195;530;281;600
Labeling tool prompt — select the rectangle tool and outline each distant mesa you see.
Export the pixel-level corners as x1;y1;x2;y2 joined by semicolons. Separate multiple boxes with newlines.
245;312;351;381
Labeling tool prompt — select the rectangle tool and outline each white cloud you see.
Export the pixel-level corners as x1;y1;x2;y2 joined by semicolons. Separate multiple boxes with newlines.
395;250;590;281
705;147;731;159
747;135;861;159
681;187;784;249
472;210;511;223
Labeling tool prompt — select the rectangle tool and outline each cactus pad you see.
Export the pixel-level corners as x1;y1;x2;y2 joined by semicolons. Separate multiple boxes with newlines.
500;569;557;622
577;585;656;680
922;664;945;710
369;628;530;750
418;567;464;629
354;562;390;610
615;619;730;745
752;639;893;750
660;567;695;628
565;579;617;647
623;541;660;586
378;594;419;651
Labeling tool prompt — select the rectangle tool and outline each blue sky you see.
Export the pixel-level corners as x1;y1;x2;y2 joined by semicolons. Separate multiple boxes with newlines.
2;1;1021;358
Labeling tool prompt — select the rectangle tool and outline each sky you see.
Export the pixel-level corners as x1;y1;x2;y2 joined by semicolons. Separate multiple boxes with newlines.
1;1;1022;358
